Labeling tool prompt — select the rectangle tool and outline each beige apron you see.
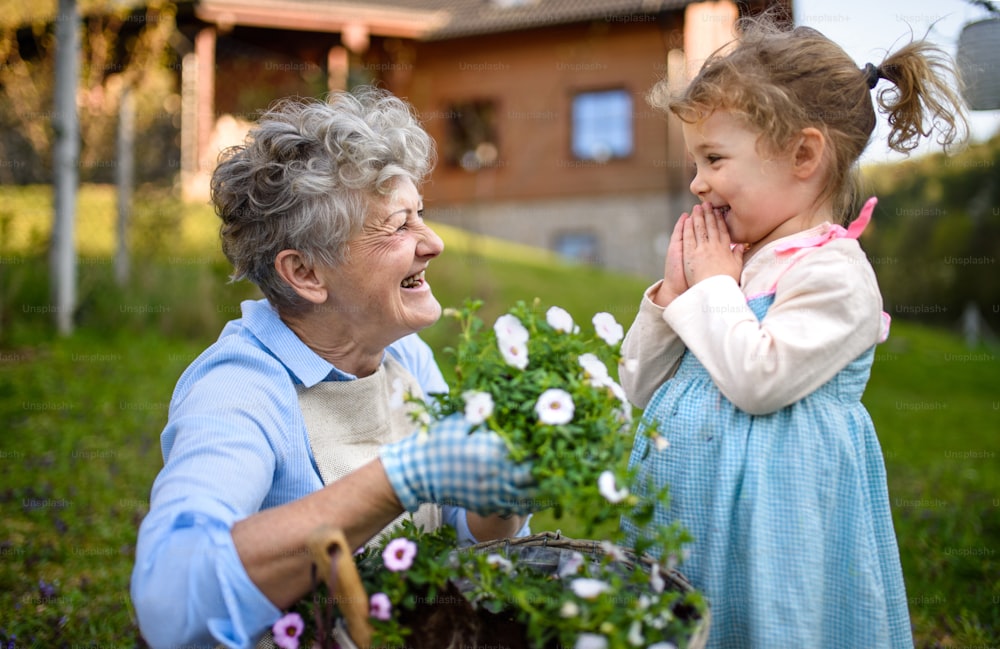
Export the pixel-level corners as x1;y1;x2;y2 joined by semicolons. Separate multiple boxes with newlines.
295;353;442;542
245;354;441;649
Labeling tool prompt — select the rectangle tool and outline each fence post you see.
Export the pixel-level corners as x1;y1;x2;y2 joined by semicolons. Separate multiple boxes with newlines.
51;0;79;335
115;85;135;287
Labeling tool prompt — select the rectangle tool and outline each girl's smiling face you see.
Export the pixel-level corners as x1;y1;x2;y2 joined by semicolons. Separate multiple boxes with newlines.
682;110;818;251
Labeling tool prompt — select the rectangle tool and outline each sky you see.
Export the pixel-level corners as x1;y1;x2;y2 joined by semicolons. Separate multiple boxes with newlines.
792;0;1000;165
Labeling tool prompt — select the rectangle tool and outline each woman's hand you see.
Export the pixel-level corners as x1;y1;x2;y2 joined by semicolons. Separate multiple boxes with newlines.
379;414;539;516
682;203;743;286
652;212;689;307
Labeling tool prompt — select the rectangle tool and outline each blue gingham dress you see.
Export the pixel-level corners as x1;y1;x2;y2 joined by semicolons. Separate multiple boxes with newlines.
624;293;913;649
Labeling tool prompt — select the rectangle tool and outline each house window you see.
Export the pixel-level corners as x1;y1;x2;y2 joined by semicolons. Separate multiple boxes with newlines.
445;100;499;171
571;89;633;162
553;231;601;265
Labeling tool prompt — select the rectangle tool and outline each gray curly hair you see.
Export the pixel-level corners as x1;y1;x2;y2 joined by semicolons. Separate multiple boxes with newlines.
210;86;436;312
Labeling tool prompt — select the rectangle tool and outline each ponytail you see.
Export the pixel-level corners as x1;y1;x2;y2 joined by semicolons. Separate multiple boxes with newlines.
875;41;968;154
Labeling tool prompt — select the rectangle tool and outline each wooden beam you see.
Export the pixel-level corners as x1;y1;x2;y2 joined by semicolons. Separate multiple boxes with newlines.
195;0;450;39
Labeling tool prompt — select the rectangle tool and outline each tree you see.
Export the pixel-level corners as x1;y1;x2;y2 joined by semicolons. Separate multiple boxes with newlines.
0;1;180;333
0;1;179;184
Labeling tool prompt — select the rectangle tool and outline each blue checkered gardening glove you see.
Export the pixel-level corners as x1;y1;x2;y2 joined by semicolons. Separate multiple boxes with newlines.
379;413;538;516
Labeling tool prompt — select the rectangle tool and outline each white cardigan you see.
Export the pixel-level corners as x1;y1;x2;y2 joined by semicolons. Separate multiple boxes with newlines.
619;223;888;416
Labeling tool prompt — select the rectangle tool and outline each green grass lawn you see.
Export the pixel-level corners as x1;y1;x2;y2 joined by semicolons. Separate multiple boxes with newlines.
1;185;998;647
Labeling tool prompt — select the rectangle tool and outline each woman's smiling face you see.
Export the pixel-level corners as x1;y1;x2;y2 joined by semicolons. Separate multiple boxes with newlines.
317;176;444;348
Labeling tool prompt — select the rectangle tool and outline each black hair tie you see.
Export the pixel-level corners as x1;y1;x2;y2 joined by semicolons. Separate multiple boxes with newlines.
862;62;882;89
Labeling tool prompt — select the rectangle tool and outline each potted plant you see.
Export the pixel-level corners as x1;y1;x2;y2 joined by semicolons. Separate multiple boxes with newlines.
272;300;709;649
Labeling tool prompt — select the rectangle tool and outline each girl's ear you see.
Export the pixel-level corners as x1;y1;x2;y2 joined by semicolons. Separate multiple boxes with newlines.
792;127;827;179
274;249;329;305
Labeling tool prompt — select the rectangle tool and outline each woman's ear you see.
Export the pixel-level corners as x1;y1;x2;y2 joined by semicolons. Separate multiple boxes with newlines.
792;127;827;179
274;249;328;305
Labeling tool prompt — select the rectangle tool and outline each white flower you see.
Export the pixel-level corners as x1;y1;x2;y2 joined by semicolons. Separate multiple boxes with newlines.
627;621;644;646
535;388;574;425
578;353;610;386
546;306;575;333
575;633;608;649
570;578;610;600
494;313;529;343
498;339;529;369
665;549;691;571
560;600;580;618
592;312;624;345
486;553;513;573
598;470;629;504
462;390;494;425
652;434;670;451
648;643;677;649
605;378;627;404
388;378;407;409
623;357;639;373
649;563;665;594
558;550;585;577
412;408;431;442
648;607;675;629
599;540;627;562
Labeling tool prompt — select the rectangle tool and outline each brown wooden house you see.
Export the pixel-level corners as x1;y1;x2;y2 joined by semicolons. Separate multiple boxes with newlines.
177;0;791;278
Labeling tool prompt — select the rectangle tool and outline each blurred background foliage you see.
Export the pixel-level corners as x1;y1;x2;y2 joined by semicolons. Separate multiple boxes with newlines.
0;0;179;184
862;133;1000;333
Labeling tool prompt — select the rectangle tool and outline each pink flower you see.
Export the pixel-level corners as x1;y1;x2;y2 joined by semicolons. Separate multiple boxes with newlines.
382;537;417;572
369;592;392;620
272;612;304;649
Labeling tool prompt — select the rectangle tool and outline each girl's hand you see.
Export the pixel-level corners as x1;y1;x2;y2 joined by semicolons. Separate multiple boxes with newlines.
682;203;744;286
652;212;689;307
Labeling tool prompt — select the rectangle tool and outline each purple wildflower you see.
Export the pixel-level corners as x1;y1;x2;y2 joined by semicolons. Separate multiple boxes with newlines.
272;611;304;649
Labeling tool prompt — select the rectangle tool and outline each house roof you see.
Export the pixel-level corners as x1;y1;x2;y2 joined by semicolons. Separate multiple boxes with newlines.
192;0;694;41
350;0;694;40
0;1;701;38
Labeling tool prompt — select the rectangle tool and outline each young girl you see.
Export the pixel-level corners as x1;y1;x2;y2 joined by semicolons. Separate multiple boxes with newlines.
619;19;965;649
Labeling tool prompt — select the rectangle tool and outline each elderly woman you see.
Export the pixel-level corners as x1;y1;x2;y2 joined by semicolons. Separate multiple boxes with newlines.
131;87;535;648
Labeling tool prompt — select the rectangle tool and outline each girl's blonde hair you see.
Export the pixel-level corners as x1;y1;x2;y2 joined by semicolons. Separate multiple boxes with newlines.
651;17;968;220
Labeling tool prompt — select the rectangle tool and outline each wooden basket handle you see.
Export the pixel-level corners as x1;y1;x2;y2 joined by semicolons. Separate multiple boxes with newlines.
307;526;373;649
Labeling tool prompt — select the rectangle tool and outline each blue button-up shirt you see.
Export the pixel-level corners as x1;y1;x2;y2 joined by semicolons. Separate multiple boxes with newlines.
131;299;515;648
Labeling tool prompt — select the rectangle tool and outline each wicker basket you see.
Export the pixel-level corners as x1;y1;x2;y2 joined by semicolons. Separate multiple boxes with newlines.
320;529;709;649
463;531;710;649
